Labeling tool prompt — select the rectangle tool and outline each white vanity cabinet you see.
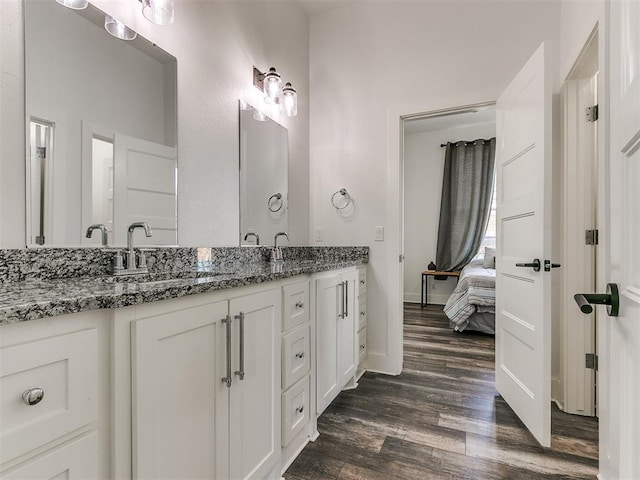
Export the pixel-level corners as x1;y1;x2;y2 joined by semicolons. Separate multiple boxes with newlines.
0;311;110;479
130;287;281;480
0;262;366;480
356;266;367;378
315;268;359;416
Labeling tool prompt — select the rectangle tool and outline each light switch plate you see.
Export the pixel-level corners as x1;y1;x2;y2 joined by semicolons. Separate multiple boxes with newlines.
374;226;384;242
314;228;324;242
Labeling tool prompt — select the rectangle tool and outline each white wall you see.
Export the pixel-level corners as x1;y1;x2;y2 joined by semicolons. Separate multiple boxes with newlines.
404;121;496;305
0;0;310;247
309;0;561;374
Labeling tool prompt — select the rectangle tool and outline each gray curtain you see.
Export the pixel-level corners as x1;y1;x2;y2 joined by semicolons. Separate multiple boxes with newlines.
435;138;496;271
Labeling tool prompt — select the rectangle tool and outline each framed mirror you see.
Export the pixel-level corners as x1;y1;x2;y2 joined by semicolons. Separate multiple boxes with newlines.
25;0;178;247
239;101;288;246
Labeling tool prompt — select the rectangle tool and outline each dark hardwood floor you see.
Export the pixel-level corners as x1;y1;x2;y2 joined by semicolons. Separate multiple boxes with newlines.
284;303;599;479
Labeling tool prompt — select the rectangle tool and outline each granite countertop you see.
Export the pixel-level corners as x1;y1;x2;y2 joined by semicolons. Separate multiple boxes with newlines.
0;258;366;325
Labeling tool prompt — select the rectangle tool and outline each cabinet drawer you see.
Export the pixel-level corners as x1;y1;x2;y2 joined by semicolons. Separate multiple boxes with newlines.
358;328;367;363
358;296;367;331
358;269;367;296
282;281;310;332
0;329;98;464
282;325;310;390
1;432;98;479
281;376;310;448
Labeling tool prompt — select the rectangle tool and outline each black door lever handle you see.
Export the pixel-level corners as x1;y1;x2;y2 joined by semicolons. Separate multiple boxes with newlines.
574;283;619;317
515;258;541;272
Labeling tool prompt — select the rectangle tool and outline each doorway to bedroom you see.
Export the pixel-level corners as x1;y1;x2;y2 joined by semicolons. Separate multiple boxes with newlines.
402;106;497;316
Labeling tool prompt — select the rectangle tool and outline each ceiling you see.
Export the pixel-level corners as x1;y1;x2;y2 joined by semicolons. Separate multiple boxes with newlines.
403;108;496;135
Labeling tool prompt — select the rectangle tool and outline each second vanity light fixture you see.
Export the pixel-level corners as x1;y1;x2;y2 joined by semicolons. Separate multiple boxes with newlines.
253;66;298;117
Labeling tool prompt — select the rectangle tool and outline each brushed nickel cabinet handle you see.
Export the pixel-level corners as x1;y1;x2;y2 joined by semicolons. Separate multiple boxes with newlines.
295;352;305;359
296;405;304;414
221;315;232;388
22;388;45;406
295;301;304;309
234;312;245;380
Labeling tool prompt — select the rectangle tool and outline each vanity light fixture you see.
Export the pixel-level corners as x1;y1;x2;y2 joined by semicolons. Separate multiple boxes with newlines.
262;67;283;104
281;82;298;117
55;0;88;10
105;15;137;40
141;0;175;26
253;66;298;117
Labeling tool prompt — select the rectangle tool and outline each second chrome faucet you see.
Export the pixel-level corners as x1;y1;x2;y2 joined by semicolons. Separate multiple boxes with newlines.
107;222;153;275
272;232;289;262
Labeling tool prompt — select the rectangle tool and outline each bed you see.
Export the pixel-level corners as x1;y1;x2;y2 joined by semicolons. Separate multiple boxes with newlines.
443;259;496;334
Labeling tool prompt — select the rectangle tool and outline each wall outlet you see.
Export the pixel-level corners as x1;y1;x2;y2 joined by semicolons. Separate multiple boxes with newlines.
375;226;384;242
314;228;324;242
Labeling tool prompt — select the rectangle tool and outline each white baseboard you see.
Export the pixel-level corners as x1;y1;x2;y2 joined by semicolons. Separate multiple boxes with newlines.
551;376;563;408
402;293;448;305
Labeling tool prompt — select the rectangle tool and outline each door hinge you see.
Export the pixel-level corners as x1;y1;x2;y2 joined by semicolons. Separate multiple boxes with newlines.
399;255;405;262
586;353;598;370
585;229;599;245
586;105;599;122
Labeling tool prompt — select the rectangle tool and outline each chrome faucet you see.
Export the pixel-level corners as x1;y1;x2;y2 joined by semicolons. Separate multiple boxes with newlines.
126;222;153;271
244;232;260;245
272;232;289;262
86;224;108;246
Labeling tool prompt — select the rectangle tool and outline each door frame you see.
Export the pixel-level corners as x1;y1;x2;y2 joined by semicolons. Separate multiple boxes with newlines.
385;97;495;375
560;27;599;417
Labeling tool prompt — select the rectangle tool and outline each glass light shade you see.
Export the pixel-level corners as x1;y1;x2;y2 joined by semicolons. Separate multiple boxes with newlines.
142;0;175;26
263;67;282;105
281;83;297;117
55;0;88;9
105;16;137;41
252;109;268;122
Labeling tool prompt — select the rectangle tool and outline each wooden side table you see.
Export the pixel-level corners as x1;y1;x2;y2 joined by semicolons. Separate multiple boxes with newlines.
421;270;461;307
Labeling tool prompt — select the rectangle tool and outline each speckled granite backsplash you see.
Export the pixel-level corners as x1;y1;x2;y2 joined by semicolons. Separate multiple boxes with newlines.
0;246;369;283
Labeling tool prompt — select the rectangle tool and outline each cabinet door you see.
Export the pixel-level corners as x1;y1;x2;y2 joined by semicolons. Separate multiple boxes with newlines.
338;270;358;387
132;300;229;480
229;289;281;480
316;274;341;415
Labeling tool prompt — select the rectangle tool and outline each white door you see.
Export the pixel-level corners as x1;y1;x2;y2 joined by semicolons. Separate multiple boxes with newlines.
600;1;640;477
229;289;280;480
495;42;552;447
113;134;177;246
131;300;230;479
316;274;342;415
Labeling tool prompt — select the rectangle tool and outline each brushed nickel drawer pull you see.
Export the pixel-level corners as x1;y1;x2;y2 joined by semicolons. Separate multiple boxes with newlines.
295;301;304;309
295;351;305;359
296;405;304;414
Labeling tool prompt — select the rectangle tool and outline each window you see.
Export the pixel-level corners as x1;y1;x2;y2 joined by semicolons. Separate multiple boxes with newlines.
478;175;497;254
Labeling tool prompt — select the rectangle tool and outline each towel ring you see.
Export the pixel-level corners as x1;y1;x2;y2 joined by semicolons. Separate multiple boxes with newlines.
267;193;283;212
331;188;352;210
